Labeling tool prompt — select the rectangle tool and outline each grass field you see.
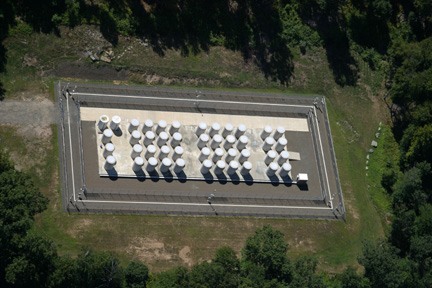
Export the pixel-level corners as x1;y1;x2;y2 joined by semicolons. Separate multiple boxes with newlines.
0;25;391;273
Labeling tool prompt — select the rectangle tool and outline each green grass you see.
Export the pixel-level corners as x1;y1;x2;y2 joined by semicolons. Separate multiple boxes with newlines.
0;25;391;273
364;125;397;233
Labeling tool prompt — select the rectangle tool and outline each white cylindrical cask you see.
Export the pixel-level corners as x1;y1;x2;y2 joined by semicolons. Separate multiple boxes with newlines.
128;119;139;133
260;125;272;140
214;160;226;175
212;148;224;163
143;131;155;147
104;155;116;170
144;145;157;160
101;129;113;144
240;161;252;176
98;115;109;131
110;115;121;130
142;119;153;133
201;159;212;174
264;150;277;165
277;151;290;165
275;137;287;153
170;132;182;147
222;123;233;137
266;162;279;176
146;157;158;172
197;134;209;149
158;145;170;160
209;123;220;138
195;122;207;137
234;124;246;139
132;157;144;171
223;135;236;150
129;130;141;146
155;120;167;135
169;121;181;135
156;131;169;147
210;134;223;150
173;158;185;173
199;147;211;162
103;143;115;158
278;163;292;177
238;149;250;164
236;135;248;150
160;158;172;173
172;146;184;161
262;137;275;152
130;144;143;159
225;148;237;163
273;126;285;140
227;161;239;175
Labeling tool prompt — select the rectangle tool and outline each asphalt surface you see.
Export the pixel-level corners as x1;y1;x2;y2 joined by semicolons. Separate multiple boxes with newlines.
57;82;344;219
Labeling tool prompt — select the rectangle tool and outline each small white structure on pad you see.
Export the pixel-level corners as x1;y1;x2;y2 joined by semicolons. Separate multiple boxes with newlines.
296;173;308;185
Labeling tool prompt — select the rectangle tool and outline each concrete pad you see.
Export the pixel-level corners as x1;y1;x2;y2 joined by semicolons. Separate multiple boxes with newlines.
81;107;309;132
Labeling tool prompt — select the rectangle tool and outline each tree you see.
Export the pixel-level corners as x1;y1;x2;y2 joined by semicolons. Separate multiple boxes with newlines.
289;256;325;288
75;250;123;288
212;247;240;288
4;232;57;288
404;124;432;167
392;167;427;212
409;235;432;284
47;256;79;288
149;266;189;288
241;225;292;283
124;261;149;288
340;266;370;288
358;239;412;288
415;204;432;237
389;210;416;255
0;149;51;287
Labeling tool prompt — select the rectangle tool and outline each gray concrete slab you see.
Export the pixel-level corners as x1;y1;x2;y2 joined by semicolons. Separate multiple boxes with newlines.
56;82;345;219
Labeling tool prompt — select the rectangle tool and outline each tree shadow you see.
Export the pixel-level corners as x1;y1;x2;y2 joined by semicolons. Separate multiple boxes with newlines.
0;45;6;101
317;19;358;86
99;6;119;46
247;0;294;85
126;0;293;83
297;3;359;86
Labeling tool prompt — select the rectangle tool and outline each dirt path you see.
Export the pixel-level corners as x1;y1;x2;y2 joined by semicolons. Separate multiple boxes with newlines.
0;99;56;125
